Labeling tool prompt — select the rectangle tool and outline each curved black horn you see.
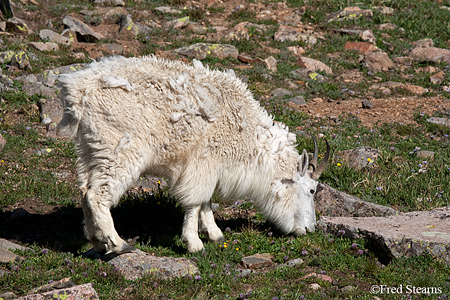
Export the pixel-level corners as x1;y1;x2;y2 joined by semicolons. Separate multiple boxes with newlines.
309;134;318;172
311;138;330;181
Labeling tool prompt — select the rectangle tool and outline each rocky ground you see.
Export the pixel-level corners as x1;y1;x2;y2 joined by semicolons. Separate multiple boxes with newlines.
1;0;450;298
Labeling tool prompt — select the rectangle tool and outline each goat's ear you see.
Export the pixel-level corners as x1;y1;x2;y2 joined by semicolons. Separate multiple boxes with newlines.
298;149;309;176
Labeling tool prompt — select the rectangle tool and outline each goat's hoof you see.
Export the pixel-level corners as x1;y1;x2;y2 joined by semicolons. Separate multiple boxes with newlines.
211;235;225;243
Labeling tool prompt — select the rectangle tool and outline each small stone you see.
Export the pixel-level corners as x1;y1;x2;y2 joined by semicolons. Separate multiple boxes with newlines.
344;41;377;55
264;56;277;72
412;38;434;48
297;57;332;75
430;71;445;84
241;253;273;269
300;272;333;283
377;23;398;31
405;84;428;95
163;16;190;29
416;150;434;159
0;292;17;299
427;117;450;127
310;283;321;290
105;249;198;280
341;285;355;292
39;29;72;45
277;258;303;268
0;134;5;152
0;248;19;263
365;52;395;72
6;17;32;34
62;16;104;43
174;43;238;60
287;46;305;56
237;55;264;65
154;6;182;14
362;100;374;109
285;95;306;105
271;88;293;99
27;42;59;52
274;25;317;45
17;283;99;300
30;277;76;294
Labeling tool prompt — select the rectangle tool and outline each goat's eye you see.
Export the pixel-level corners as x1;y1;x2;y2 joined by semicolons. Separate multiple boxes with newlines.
310;189;315;195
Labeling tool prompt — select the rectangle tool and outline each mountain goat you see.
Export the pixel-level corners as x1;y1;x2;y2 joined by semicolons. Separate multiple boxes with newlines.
58;55;330;254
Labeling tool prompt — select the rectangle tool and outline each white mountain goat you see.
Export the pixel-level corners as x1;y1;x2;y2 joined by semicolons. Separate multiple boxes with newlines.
58;55;330;254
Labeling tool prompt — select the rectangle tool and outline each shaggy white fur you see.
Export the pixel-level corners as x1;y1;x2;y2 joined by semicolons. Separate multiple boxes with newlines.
59;55;327;254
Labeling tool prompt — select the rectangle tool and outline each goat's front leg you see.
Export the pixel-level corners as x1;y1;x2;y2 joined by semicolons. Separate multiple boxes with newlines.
199;200;224;243
181;205;204;253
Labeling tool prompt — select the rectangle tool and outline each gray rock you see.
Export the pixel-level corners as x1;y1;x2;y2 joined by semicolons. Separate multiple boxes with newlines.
22;83;57;98
16;283;98;300
36;63;88;86
341;285;355;292
264;56;277;72
274;25;317;45
0;238;31;252
416;150;434;159
79;7;127;19
315;183;399;217
39;29;72;45
117;14;140;40
336;146;381;169
39;97;65;135
62;16;103;42
174;43;238;60
6;17;31;34
105;249;198;280
297;57;332;75
365;52;395;72
163;16;190;29
0;248;19;263
27;42;59;52
285;95;306;105
412;38;434;48
427;117;450;127
0;292;17;299
362;100;374;109
155;6;182;14
8;51;32;71
277;258;303;268
290;68;327;82
241;253;273;269
0;50;15;64
327;7;373;22
0;133;5;152
33;148;54;155
318;207;450;265
410;46;450;64
271;88;293;99
29;277;76;294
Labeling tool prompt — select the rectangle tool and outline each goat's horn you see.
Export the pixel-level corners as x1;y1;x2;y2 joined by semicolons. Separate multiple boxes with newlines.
309;134;318;172
311;138;330;181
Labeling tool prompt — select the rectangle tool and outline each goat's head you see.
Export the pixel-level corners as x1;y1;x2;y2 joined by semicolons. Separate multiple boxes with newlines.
282;135;330;236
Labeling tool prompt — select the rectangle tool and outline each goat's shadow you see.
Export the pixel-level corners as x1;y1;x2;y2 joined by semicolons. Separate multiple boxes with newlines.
0;192;186;254
0;191;272;256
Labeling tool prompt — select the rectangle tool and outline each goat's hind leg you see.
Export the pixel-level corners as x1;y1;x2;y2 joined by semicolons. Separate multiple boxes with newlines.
199;200;224;243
